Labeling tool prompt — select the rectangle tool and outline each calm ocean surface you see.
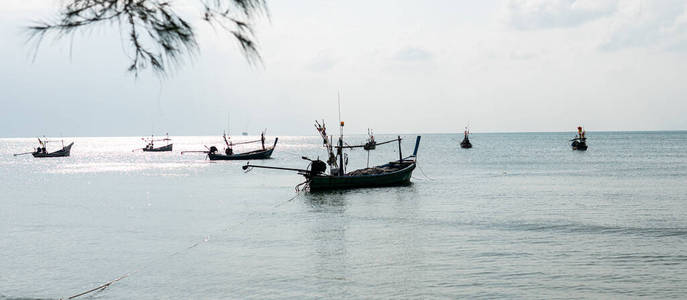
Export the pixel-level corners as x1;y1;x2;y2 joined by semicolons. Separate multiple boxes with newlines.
1;132;686;299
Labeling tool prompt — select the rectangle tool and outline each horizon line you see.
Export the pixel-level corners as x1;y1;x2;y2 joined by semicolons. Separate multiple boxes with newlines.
1;129;686;139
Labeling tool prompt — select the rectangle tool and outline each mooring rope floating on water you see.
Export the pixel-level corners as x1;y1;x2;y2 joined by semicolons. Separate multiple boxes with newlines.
61;273;132;300
416;164;434;181
60;192;301;300
276;189;303;208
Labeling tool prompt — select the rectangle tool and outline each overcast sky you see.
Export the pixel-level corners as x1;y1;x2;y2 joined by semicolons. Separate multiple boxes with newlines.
1;0;686;137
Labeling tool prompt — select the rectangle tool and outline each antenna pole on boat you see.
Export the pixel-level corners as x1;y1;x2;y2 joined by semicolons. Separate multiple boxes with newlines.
398;136;402;162
338;92;342;137
338;92;345;175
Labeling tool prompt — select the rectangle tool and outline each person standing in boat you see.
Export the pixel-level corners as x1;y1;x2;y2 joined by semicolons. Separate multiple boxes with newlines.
577;126;586;139
261;132;266;150
38;138;47;153
222;131;234;155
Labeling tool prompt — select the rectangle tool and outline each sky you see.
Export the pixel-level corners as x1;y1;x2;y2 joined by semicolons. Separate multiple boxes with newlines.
1;0;686;137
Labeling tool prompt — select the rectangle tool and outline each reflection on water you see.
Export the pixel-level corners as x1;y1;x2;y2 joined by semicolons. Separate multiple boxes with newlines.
302;185;430;298
307;191;349;296
305;191;347;209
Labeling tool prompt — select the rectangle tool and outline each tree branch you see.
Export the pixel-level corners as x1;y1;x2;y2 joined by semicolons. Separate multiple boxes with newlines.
28;0;267;76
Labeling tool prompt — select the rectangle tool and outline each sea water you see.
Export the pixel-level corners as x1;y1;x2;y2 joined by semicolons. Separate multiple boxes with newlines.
1;132;686;299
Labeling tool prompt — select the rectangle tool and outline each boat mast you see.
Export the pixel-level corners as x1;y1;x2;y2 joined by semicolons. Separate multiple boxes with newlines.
338;92;344;176
398;135;402;162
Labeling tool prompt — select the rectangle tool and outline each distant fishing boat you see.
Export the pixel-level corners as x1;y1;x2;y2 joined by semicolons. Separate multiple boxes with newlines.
14;137;73;158
182;131;277;160
136;133;173;152
571;126;588;151
244;119;421;191
460;127;472;149
363;128;376;150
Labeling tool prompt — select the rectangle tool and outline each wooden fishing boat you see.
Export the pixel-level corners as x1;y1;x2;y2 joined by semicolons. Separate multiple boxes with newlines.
208;138;278;160
144;143;173;152
14;137;74;158
137;134;173;152
182;131;278;160
244;118;422;191
571;126;588;151
33;142;73;158
304;148;418;191
460;127;472;149
363;128;376;150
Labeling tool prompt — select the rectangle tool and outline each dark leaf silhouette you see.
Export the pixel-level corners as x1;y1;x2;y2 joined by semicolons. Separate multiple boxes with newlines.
28;0;267;76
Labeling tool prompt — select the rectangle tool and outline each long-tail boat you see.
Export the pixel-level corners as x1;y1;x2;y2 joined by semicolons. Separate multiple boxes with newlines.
14;137;73;158
243;120;421;191
137;133;173;152
570;126;588;151
460;127;472;149
363;128;376;150
182;131;278;160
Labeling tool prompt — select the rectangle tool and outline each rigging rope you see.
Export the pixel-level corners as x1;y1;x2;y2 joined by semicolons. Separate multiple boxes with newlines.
416;164;434;181
60;190;302;300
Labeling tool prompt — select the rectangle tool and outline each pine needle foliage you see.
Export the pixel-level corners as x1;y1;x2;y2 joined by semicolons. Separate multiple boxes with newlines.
28;0;267;76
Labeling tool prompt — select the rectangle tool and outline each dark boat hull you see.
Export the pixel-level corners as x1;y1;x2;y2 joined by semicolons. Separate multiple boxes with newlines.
571;140;588;151
460;137;472;149
571;143;587;151
143;144;173;152
208;138;278;160
209;148;274;160
305;162;416;191
32;142;73;158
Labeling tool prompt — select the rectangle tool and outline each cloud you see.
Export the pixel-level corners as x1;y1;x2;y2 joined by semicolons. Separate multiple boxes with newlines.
393;47;432;62
600;0;687;52
505;0;617;30
503;0;687;52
